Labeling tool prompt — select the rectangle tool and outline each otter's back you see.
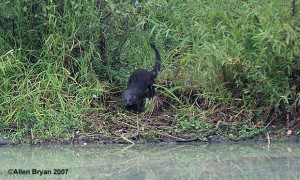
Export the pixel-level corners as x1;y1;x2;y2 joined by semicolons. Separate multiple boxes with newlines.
127;69;154;90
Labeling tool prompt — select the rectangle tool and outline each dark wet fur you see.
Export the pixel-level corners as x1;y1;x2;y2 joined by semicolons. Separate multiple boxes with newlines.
123;44;161;113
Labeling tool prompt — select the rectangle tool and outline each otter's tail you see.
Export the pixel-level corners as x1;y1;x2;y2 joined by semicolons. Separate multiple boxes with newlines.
150;44;161;77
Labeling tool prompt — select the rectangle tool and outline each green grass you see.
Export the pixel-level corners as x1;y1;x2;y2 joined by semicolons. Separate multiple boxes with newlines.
0;0;299;143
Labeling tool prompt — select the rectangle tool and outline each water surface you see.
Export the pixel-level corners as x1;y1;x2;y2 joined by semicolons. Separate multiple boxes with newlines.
1;142;299;179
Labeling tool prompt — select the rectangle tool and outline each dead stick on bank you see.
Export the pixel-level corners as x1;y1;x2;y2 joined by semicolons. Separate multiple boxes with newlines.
136;114;140;135
112;132;135;144
266;132;271;145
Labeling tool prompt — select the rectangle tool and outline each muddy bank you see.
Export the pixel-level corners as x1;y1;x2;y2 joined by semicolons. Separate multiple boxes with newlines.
1;133;300;146
0;138;12;146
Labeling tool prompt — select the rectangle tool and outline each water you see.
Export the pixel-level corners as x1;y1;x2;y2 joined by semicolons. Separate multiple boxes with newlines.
0;142;299;180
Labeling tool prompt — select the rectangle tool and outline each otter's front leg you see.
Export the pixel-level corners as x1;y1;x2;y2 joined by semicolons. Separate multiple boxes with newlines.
147;85;155;99
134;100;143;114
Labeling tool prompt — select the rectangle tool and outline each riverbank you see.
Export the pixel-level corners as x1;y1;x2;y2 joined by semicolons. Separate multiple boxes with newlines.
1;95;299;145
0;0;299;145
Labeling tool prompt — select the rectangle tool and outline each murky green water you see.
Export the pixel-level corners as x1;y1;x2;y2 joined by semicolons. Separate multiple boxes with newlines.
0;142;299;180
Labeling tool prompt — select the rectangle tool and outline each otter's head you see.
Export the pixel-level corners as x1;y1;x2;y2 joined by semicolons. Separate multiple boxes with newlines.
122;90;136;106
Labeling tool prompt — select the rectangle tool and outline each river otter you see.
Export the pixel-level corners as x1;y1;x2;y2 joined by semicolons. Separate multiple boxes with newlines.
123;44;161;113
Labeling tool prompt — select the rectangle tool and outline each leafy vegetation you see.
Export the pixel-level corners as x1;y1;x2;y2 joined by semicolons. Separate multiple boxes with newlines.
0;0;299;143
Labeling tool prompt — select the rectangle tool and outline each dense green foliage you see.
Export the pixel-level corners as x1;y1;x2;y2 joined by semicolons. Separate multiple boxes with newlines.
0;0;299;142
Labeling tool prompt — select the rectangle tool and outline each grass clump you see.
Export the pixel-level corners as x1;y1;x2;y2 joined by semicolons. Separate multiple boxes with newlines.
0;0;108;142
